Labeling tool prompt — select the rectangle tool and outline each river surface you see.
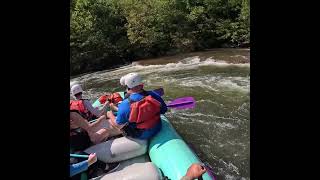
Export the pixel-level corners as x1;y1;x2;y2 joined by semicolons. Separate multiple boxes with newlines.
71;48;250;180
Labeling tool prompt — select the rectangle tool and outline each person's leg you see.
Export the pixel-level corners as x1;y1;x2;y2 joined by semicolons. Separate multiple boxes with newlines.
71;112;122;144
88;115;108;130
89;115;123;138
107;128;123;137
90;128;110;144
70;112;91;132
70;112;106;143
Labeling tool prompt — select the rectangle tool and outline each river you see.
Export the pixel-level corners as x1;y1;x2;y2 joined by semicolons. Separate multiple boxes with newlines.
71;48;250;180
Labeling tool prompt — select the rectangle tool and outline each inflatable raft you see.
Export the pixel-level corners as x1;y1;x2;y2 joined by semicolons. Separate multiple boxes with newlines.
83;91;214;180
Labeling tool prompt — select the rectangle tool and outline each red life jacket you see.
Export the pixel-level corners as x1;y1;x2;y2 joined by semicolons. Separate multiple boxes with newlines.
128;93;161;129
98;95;108;104
70;99;94;120
99;92;123;105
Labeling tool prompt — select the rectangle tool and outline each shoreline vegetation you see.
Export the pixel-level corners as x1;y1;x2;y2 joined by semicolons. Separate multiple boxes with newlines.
71;0;250;76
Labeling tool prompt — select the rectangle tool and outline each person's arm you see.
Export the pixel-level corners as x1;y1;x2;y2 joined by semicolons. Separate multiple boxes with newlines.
180;163;206;180
109;103;118;111
70;153;97;177
107;111;127;130
70;160;88;177
106;101;129;129
84;100;108;117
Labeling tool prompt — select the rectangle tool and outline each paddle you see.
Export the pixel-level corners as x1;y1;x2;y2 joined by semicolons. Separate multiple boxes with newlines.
70;154;89;158
152;88;197;109
166;96;196;109
89;96;195;124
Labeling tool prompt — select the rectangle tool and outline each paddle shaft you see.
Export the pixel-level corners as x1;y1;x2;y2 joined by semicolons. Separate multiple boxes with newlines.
70;154;89;158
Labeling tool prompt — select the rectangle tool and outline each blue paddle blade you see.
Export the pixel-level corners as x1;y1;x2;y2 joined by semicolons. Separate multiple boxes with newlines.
167;96;196;109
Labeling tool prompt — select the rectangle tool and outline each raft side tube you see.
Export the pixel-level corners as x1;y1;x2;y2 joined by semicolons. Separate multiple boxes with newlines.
85;137;147;163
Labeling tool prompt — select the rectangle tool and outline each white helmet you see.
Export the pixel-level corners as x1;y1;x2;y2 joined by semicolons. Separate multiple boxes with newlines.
71;84;83;96
120;75;127;86
125;73;143;88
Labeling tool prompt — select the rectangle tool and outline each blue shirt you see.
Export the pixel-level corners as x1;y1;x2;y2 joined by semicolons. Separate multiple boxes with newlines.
116;91;167;139
70;160;88;177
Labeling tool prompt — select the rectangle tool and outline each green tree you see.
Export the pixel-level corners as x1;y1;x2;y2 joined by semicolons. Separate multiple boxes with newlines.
70;0;250;75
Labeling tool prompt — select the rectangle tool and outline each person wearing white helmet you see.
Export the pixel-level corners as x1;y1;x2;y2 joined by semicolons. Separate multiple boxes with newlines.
119;75;127;86
70;84;109;120
120;73;136;99
101;73;134;112
70;84;114;148
107;73;168;139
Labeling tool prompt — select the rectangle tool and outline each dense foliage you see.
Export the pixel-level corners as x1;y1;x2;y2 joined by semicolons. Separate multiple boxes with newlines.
70;0;250;75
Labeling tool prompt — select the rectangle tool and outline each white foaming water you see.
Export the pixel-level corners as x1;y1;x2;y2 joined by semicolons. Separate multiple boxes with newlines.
197;99;221;105
71;56;250;96
230;55;249;60
175;111;240;121
71;55;249;80
219;159;240;175
215;122;237;129
225;174;238;180
200;57;249;67
119;56;249;75
165;75;249;93
178;79;219;92
216;79;249;92
172;115;211;125
179;56;201;64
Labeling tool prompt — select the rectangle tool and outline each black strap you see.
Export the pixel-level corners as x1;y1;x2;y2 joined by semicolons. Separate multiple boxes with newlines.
122;124;143;138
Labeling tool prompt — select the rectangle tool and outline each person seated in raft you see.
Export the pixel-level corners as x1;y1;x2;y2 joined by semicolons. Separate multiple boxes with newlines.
120;73;164;100
70;83;110;121
119;74;133;99
99;73;164;112
70;153;97;177
181;163;207;180
98;91;123;112
70;81;79;91
70;152;120;179
98;73;137;112
70;111;111;148
107;72;167;139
